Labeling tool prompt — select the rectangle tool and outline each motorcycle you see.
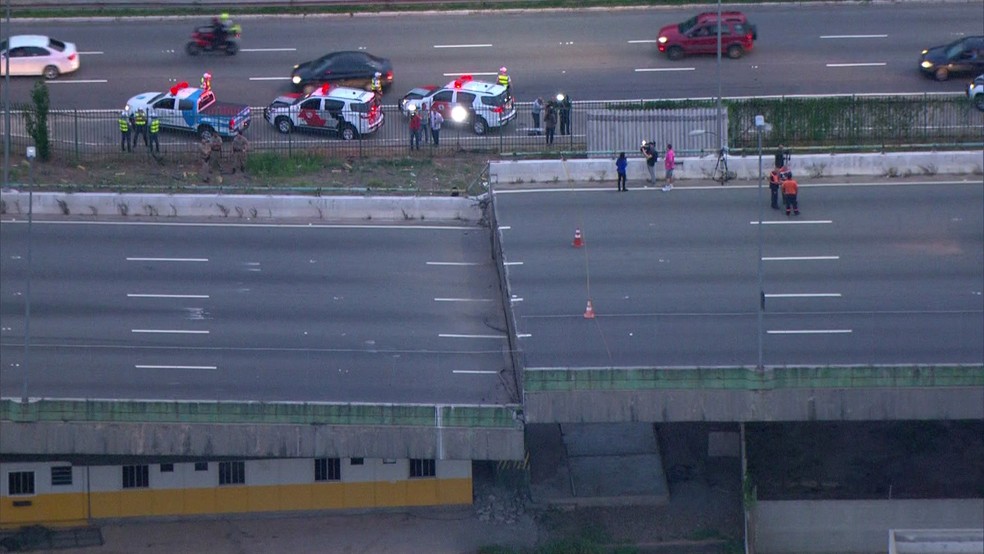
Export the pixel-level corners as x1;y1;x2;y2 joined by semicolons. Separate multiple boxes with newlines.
186;23;241;56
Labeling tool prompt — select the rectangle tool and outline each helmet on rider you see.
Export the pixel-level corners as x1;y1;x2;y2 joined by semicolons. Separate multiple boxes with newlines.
220;13;230;21
374;72;381;77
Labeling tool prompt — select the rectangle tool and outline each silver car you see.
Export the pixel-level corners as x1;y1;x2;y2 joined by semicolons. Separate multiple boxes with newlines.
0;35;80;79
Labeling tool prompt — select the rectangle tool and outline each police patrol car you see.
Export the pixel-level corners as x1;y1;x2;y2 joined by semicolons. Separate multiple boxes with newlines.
125;81;251;140
418;75;515;135
263;83;384;140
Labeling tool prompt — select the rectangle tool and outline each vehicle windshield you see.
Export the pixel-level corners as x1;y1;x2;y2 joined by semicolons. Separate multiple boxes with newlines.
678;16;699;34
148;92;167;104
0;40;7;52
48;38;66;52
350;101;369;114
945;40;968;60
480;91;509;107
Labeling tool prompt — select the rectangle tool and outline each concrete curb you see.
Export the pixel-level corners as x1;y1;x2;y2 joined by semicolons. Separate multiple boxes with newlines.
489;151;984;185
0;192;483;221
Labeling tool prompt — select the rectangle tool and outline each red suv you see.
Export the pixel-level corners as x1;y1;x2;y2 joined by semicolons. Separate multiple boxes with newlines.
657;12;757;60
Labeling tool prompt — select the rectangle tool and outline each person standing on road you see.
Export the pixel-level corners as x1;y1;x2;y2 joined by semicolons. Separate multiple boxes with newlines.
662;143;675;192
544;103;557;145
118;111;131;153
774;144;787;169
531;96;543;131
232;129;248;173
198;136;212;182
429;105;444;147
768;164;788;210
132;109;148;149
558;93;572;135
408;106;422;151
781;172;800;216
616;152;627;192
148;114;161;154
641;140;658;185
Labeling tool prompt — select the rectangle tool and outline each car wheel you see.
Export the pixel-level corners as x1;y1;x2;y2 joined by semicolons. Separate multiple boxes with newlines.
340;124;359;141
934;67;950;81
975;95;984;112
275;117;293;134
472;116;488;135
666;46;684;61
198;126;216;142
185;42;201;56
42;65;60;80
726;44;744;59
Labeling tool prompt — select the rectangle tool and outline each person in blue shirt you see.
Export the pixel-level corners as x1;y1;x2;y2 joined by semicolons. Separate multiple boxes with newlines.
616;152;628;191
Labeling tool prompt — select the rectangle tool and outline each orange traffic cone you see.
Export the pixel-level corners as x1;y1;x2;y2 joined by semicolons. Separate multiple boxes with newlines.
583;299;595;319
573;228;583;248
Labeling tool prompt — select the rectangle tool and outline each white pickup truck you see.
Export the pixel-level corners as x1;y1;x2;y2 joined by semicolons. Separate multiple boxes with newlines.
125;82;251;140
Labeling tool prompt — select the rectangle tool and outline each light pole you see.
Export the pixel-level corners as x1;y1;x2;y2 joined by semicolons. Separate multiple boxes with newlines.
3;0;11;189
22;145;36;402
451;105;467;151
754;115;768;371
715;0;724;159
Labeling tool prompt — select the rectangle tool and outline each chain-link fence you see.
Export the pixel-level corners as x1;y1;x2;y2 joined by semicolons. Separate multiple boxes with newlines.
4;94;981;164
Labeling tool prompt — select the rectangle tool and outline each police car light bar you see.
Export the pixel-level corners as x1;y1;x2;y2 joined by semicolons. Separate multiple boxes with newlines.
319;83;332;95
170;82;190;96
453;75;473;88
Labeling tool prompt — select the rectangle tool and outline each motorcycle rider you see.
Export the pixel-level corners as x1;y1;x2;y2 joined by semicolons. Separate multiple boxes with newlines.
370;72;383;98
212;13;229;48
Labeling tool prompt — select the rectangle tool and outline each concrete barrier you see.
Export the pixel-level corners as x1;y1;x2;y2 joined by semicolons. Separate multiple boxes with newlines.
488;150;984;185
0;192;482;221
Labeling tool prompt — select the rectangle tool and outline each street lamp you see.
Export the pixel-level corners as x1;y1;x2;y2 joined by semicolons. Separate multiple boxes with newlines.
754;115;770;371
22;146;36;402
450;105;467;151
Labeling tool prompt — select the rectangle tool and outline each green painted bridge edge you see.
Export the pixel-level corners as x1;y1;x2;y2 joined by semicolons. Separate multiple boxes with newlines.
0;400;524;429
523;365;984;393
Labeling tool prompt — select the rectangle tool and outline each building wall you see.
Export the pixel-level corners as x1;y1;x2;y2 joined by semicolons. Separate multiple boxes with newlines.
0;458;472;528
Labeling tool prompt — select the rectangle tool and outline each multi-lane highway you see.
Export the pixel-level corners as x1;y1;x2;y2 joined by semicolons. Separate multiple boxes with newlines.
2;4;982;109
494;181;984;368
0;219;516;404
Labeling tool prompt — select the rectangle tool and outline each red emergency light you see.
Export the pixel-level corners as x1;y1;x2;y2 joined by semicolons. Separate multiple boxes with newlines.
169;82;189;96
318;83;332;95
452;75;473;89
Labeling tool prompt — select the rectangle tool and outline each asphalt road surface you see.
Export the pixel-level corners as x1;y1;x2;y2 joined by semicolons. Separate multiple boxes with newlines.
2;3;982;109
493;180;984;368
0;219;516;404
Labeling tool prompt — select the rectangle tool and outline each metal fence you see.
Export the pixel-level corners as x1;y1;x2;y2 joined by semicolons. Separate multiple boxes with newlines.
4;94;981;163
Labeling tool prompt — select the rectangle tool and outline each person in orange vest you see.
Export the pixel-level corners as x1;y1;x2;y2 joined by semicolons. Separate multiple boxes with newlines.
769;164;789;210
781;172;799;216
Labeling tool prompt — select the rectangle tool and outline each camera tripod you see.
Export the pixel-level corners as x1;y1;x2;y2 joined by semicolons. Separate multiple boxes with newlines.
712;147;735;185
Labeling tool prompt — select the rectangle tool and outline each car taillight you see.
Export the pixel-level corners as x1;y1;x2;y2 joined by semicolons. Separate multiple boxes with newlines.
492;105;504;114
229;119;235;129
385;71;394;81
68;53;77;61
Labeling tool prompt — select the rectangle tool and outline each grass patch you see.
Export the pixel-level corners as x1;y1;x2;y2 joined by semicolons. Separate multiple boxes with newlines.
247;152;329;178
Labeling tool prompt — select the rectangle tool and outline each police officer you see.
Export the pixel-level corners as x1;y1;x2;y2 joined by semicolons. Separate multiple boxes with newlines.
209;133;224;176
198;136;212;182
132;109;148;149
781;171;800;216
201;72;212;92
370;72;383;99
557;93;572;136
497;66;511;98
118;111;131;152
232;129;248;173
148;114;161;153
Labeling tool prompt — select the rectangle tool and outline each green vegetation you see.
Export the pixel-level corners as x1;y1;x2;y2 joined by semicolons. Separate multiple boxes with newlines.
23;81;51;162
246;152;337;178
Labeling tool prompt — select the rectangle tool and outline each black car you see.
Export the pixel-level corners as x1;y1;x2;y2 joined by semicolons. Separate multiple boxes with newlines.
291;51;394;94
919;36;984;81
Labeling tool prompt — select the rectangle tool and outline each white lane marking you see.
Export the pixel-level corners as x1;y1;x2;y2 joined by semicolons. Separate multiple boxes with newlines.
499;226;511;230
439;333;507;339
491;180;976;195
826;62;887;67
132;329;210;334
820;34;887;39
767;329;853;334
628;39;658;44
135;365;217;370
128;293;210;299
751;220;832;225
249;77;292;81
763;256;840;261
510;297;524;302
241;48;297;52
635;67;695;72
765;293;842;298
427;261;480;266
78;51;104;55
517;333;532;338
452;370;499;375
434;298;493;302
434;44;492;48
443;72;496;76
503;262;524;266
47;79;108;84
127;257;208;262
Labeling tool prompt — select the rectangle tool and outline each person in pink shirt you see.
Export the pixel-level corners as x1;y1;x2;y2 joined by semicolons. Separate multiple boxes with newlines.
662;143;675;192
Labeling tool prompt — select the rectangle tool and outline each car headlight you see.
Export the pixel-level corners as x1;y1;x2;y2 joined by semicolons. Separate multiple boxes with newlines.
657;36;668;44
920;61;933;69
292;75;301;84
920;49;928;55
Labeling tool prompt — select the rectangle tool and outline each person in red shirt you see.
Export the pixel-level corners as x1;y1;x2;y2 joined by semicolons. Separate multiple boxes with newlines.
408;105;422;151
781;174;799;216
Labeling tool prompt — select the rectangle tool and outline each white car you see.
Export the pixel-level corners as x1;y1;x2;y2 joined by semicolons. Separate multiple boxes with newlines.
0;35;80;79
968;74;984;112
264;84;384;140
420;75;516;135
